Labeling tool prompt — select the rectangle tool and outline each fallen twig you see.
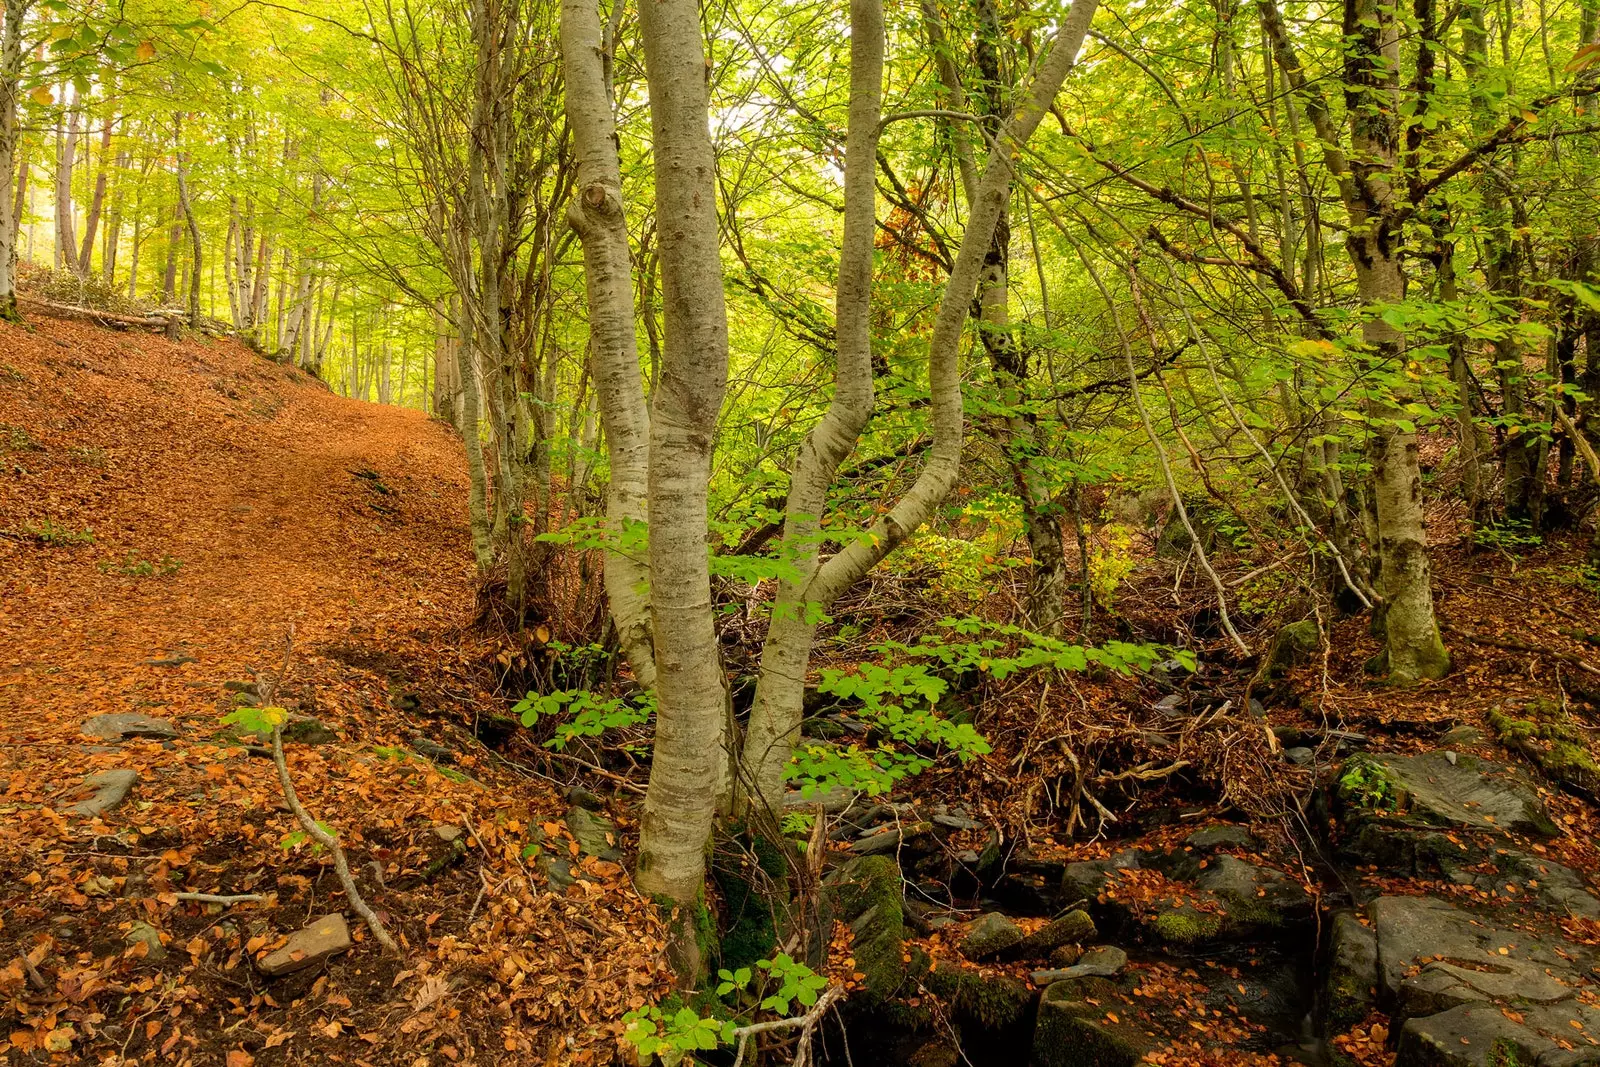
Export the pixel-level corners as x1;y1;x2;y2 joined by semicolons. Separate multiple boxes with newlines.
171;892;267;905
731;984;847;1067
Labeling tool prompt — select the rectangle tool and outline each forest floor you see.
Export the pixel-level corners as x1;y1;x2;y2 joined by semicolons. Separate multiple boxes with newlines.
6;311;1600;1067
0;314;671;1065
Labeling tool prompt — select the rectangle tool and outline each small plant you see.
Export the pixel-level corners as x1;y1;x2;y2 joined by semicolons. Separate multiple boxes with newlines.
1470;518;1542;561
1;423;40;451
513;688;653;751
1336;755;1399;811
622;1004;734;1062
24;519;94;546
779;811;815;838
1088;522;1139;609
68;444;107;468
98;552;183;577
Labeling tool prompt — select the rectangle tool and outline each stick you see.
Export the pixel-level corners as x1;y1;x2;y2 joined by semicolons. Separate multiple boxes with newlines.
172;892;266;905
1440;622;1600;677
731;985;846;1067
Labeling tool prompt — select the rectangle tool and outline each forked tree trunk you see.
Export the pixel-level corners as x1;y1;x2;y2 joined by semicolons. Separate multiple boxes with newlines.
175;115;202;327
633;0;733;979
561;0;658;689
740;0;1101;816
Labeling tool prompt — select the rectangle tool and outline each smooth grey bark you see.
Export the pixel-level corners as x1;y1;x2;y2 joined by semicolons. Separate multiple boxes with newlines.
739;0;1102;816
561;0;658;690
174;114;202;327
0;0;29;322
634;0;732;978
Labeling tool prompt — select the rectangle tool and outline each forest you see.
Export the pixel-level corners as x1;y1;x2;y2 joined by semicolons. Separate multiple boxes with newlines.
2;0;1600;1062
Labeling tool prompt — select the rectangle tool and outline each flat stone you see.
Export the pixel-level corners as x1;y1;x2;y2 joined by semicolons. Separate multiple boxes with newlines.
80;713;178;741
70;769;138;816
1032;945;1128;985
1397;999;1600;1066
1034;978;1155;1067
432;825;463;843
1194;854;1313;931
784;786;859;814
1285;746;1315;765
960;911;1023;960
1340;751;1557;838
258;914;351;976
850;830;902;855
932;813;980;831
1325;911;1379;1031
1184;825;1257;851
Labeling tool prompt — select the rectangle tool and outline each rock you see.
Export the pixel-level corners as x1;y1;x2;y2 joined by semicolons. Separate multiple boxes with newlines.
1324;911;1379;1032
923;961;1032;1031
1013;910;1096;959
1146;903;1223;946
80;713;178;741
1398;1000;1600;1066
1337;750;1558;839
1439;723;1484;746
432;825;463;843
1265;620;1320;676
258;914;351;975
565;785;603;810
823;856;905;1004
932;813;980;831
1048;943;1084;968
411;737;456;764
1285;746;1314;765
125;921;166;961
783;785;859;814
1193;854;1313;933
281;717;336;745
960;912;1023;960
1031;946;1128;985
70;769;138;816
1184;825;1257;851
564;806;621;861
1034;978;1155;1067
906;1039;960;1067
851;829;903;855
536;853;576;890
1154;693;1185;716
1062;849;1145;901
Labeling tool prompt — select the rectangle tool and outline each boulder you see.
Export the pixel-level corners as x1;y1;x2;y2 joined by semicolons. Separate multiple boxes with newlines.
1193;854;1313;933
960;912;1023;961
1337;750;1558;843
125;921;166;961
922;962;1032;1031
1184;825;1257;851
1398;1000;1600;1066
1266;620;1321;675
258;914;351;976
80;713;178;741
823;856;905;1004
1034;978;1156;1067
69;769;138;816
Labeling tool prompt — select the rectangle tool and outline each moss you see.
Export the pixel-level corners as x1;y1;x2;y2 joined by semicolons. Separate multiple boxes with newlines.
1150;908;1222;945
1266;619;1321;676
1490;1037;1530;1067
826;855;905;1005
1033;982;1150;1067
923;962;1030;1030
712;828;787;972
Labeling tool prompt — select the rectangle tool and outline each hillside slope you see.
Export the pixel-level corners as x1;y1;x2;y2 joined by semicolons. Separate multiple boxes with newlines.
0;316;666;1065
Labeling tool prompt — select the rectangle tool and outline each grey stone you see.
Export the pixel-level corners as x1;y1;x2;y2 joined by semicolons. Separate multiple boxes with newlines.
1286;746;1315;765
850;830;902;855
80;713;178;741
70;769;138;816
1062;849;1144;900
1031;946;1128;985
1325;911;1378;1032
412;737;456;764
1397;1000;1600;1066
537;853;576;890
960;912;1024;960
932;813;980;831
1339;751;1558;838
258;914;351;976
783;786;858;814
1439;724;1485;747
1266;620;1320;675
1184;825;1257;851
564;806;621;861
125;921;165;961
1193;854;1313;931
432;824;463;843
281;717;336;745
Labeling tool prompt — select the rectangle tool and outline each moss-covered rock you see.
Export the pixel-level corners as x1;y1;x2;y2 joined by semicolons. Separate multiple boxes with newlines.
1489;701;1600;797
1012;910;1096;959
922;961;1032;1031
1323;911;1378;1033
959;912;1023;960
1033;979;1154;1067
1148;905;1223;946
1266;619;1321;677
712;830;787;972
824;855;906;1005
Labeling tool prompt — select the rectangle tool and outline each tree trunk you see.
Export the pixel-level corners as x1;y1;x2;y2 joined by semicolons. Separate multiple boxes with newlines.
561;0;658;689
77;115;112;274
740;0;1101;817
174;114;202;327
0;0;28;323
634;0;734;979
54;100;79;275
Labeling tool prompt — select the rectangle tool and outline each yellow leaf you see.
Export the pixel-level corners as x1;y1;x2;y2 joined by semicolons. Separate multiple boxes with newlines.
136;40;157;62
29;86;52;106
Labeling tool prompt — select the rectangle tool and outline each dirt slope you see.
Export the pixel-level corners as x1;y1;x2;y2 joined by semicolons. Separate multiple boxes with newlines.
0;316;666;1065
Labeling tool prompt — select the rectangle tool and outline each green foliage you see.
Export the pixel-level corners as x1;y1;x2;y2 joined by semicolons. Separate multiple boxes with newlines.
98;551;183;578
513;689;654;751
223;704;288;737
1470;518;1543;560
1336;756;1399;812
622;1005;735;1061
23;519;94;546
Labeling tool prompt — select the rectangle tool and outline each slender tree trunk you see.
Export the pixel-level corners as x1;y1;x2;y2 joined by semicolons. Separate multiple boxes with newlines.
0;0;29;323
741;0;1101;816
561;0;658;689
77;115;112;274
54;100;80;275
174;115;202;327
